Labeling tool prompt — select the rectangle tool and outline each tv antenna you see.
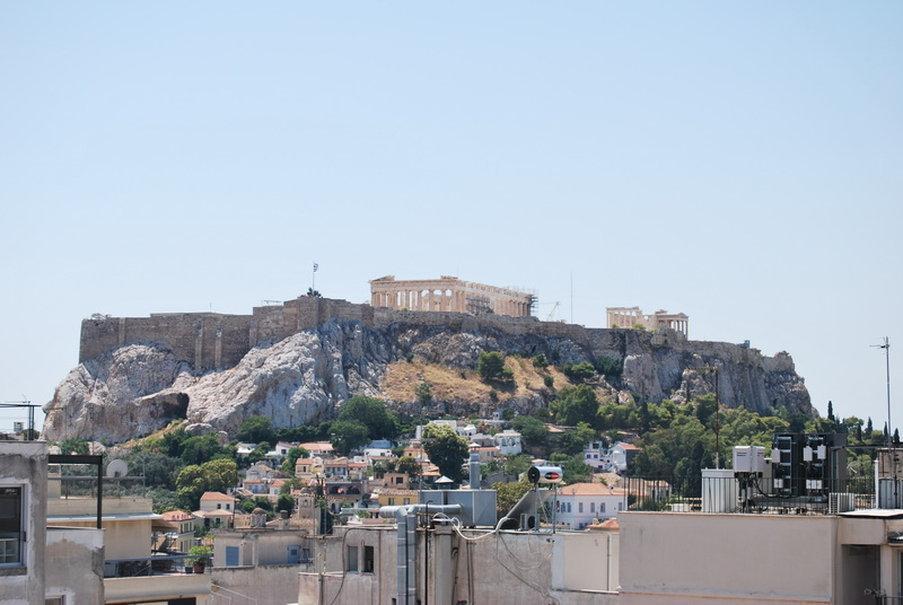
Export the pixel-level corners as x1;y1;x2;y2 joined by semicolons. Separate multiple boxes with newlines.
872;337;892;447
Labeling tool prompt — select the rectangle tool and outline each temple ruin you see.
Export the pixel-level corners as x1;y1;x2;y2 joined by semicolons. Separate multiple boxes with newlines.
369;275;534;317
606;306;689;336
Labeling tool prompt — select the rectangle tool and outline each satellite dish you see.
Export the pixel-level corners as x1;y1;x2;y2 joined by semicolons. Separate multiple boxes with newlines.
106;459;129;478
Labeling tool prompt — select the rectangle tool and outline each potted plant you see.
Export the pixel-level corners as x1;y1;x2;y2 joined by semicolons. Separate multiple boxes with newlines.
187;545;212;574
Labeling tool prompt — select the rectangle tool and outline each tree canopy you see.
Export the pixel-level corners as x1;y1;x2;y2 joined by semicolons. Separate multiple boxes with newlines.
337;396;398;440
422;424;470;481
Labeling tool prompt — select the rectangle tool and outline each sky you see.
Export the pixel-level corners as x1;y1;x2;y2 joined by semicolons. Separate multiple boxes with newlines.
1;2;901;432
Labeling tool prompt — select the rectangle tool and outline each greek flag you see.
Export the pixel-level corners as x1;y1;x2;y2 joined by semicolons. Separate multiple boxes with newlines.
313;263;318;272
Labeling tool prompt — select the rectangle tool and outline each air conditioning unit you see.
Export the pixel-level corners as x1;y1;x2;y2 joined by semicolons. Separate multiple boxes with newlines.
733;446;766;473
828;492;855;514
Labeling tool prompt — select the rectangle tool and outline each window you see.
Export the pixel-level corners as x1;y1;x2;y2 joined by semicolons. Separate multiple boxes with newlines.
217;503;222;510
600;502;606;513
578;502;583;513
346;546;359;572
302;547;311;562
388;498;395;506
363;545;375;573
590;502;595;513
617;502;623;511
225;503;230;511
0;487;23;566
395;477;403;484
45;598;65;605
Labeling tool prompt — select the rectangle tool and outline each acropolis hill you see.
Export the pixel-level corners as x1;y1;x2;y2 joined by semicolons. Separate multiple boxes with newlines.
44;293;812;443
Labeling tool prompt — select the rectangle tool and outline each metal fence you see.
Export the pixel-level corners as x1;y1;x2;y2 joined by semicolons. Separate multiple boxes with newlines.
621;475;876;515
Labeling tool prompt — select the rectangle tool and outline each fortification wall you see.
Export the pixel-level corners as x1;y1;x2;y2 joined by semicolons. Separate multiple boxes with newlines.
80;296;766;380
79;312;252;372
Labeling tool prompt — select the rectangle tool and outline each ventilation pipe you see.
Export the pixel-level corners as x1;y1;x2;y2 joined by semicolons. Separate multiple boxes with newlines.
379;503;462;605
468;452;481;489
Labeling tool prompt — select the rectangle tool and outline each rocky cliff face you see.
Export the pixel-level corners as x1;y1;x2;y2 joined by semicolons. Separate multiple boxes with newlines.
42;317;812;443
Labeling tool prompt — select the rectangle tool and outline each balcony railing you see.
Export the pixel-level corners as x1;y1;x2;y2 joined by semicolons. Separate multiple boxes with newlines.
621;475;876;515
104;553;212;578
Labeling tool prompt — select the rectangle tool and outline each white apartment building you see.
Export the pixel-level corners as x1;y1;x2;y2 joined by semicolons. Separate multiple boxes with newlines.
493;429;523;456
555;483;626;529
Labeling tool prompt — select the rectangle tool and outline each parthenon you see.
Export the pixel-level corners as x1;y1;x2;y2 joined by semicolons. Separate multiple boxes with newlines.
369;275;534;317
606;306;689;336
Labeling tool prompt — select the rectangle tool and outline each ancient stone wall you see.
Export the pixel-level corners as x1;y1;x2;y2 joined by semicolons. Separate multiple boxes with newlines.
79;312;251;372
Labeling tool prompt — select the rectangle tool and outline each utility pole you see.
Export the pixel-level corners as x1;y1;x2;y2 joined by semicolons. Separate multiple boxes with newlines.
872;338;892;447
569;272;573;324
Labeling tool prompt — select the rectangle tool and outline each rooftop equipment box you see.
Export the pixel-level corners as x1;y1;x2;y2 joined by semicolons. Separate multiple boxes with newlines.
732;446;766;473
419;489;498;527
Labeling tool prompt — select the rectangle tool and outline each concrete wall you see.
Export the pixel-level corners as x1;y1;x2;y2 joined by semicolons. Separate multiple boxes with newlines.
212;564;303;605
0;441;47;605
45;526;105;603
299;526;619;605
213;529;311;567
619;512;839;604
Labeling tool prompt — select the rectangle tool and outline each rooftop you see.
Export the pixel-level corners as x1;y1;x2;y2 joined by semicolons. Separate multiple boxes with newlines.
200;491;234;502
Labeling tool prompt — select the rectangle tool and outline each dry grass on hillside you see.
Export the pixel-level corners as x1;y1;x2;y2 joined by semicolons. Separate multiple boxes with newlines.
380;357;577;404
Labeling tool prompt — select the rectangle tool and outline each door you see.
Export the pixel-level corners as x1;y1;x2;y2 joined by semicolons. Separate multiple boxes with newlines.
225;545;239;567
287;545;301;564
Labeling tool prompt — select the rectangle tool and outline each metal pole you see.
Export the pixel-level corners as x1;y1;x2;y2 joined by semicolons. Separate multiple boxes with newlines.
715;367;721;469
97;460;103;530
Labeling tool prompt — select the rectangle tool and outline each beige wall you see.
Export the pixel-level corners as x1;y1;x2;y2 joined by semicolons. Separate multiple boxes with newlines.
212;564;303;605
620;512;840;605
59;518;153;560
45;526;105;604
299;526;619;605
0;441;48;605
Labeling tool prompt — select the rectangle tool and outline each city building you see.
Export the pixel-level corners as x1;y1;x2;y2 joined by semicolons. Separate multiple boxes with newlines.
156;509;201;553
618;509;903;604
493;429;523;456
606;306;689;336
370;275;534;317
556;483;626;529
297;524;619;604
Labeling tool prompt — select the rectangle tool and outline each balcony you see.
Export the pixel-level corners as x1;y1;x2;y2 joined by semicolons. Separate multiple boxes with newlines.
103;554;211;604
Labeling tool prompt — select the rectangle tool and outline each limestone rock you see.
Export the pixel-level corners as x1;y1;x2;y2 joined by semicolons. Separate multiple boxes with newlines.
43;317;813;443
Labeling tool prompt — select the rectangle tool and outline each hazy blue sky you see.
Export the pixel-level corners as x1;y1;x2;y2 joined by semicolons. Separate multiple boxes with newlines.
1;2;900;431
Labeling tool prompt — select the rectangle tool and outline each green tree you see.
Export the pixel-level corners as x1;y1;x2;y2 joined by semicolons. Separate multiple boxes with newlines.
277;493;295;515
593;356;622;378
551;385;598;426
146;487;183;513
548;452;591;483
395;456;421;479
237;416;277;445
503;454;533;477
240;498;257;513
493;480;532;519
338;396;398;440
281;446;309;475
415;382;433;406
532;354;548;368
422;424;469;481
180;434;226;465
175;458;238;510
511;415;549;451
560;421;596;455
477;351;513;384
127;450;180;489
561;362;596;383
58;438;89;455
329;420;370;455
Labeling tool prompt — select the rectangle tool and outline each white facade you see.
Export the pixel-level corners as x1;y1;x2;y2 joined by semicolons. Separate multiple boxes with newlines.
555;483;625;530
583;440;611;471
493;430;522;456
